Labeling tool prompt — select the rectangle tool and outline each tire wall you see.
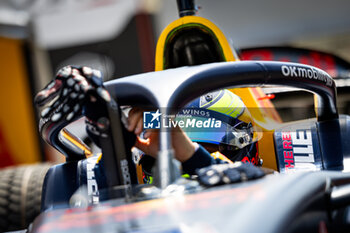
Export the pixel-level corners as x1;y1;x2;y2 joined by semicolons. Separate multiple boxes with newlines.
0;163;52;232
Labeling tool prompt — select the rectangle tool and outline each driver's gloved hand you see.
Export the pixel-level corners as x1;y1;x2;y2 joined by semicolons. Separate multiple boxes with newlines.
35;66;111;152
195;162;265;186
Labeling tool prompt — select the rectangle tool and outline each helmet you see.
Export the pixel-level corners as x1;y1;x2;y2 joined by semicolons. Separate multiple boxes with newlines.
135;89;261;184
177;89;261;165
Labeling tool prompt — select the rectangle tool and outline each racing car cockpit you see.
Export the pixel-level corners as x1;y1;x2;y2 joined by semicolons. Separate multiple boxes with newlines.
36;59;350;233
29;1;350;233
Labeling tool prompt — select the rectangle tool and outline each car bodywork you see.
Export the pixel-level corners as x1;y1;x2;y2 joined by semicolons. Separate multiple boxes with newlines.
11;1;350;233
32;60;350;233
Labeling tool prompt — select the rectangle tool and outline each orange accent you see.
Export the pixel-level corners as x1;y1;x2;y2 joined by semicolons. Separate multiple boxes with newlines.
257;130;277;171
95;153;103;163
0;38;41;166
61;129;92;157
136;163;144;184
154;14;281;171
258;94;275;100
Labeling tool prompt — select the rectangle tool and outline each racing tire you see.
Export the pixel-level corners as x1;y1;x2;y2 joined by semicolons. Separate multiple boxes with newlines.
0;163;52;232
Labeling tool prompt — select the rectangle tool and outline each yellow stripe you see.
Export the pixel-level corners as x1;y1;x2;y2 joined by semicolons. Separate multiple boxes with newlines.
225;91;245;117
200;90;223;108
207;90;245;118
96;153;103;163
61;129;92;157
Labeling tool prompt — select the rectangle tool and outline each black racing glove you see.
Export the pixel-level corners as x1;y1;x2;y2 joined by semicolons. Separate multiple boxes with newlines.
36;65;137;189
35;66;112;159
195;162;265;186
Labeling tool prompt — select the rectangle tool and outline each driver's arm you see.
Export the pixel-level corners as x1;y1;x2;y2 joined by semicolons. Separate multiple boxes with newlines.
127;108;226;175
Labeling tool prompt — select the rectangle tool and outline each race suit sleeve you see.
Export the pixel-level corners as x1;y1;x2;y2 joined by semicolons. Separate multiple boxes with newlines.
181;144;227;175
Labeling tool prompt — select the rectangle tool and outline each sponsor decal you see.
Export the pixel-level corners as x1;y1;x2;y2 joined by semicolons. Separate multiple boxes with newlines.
281;130;316;171
121;159;132;196
86;157;99;204
281;65;333;87
181;109;211;117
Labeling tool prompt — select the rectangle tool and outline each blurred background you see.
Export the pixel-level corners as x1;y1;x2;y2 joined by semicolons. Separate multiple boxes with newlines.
0;0;350;167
